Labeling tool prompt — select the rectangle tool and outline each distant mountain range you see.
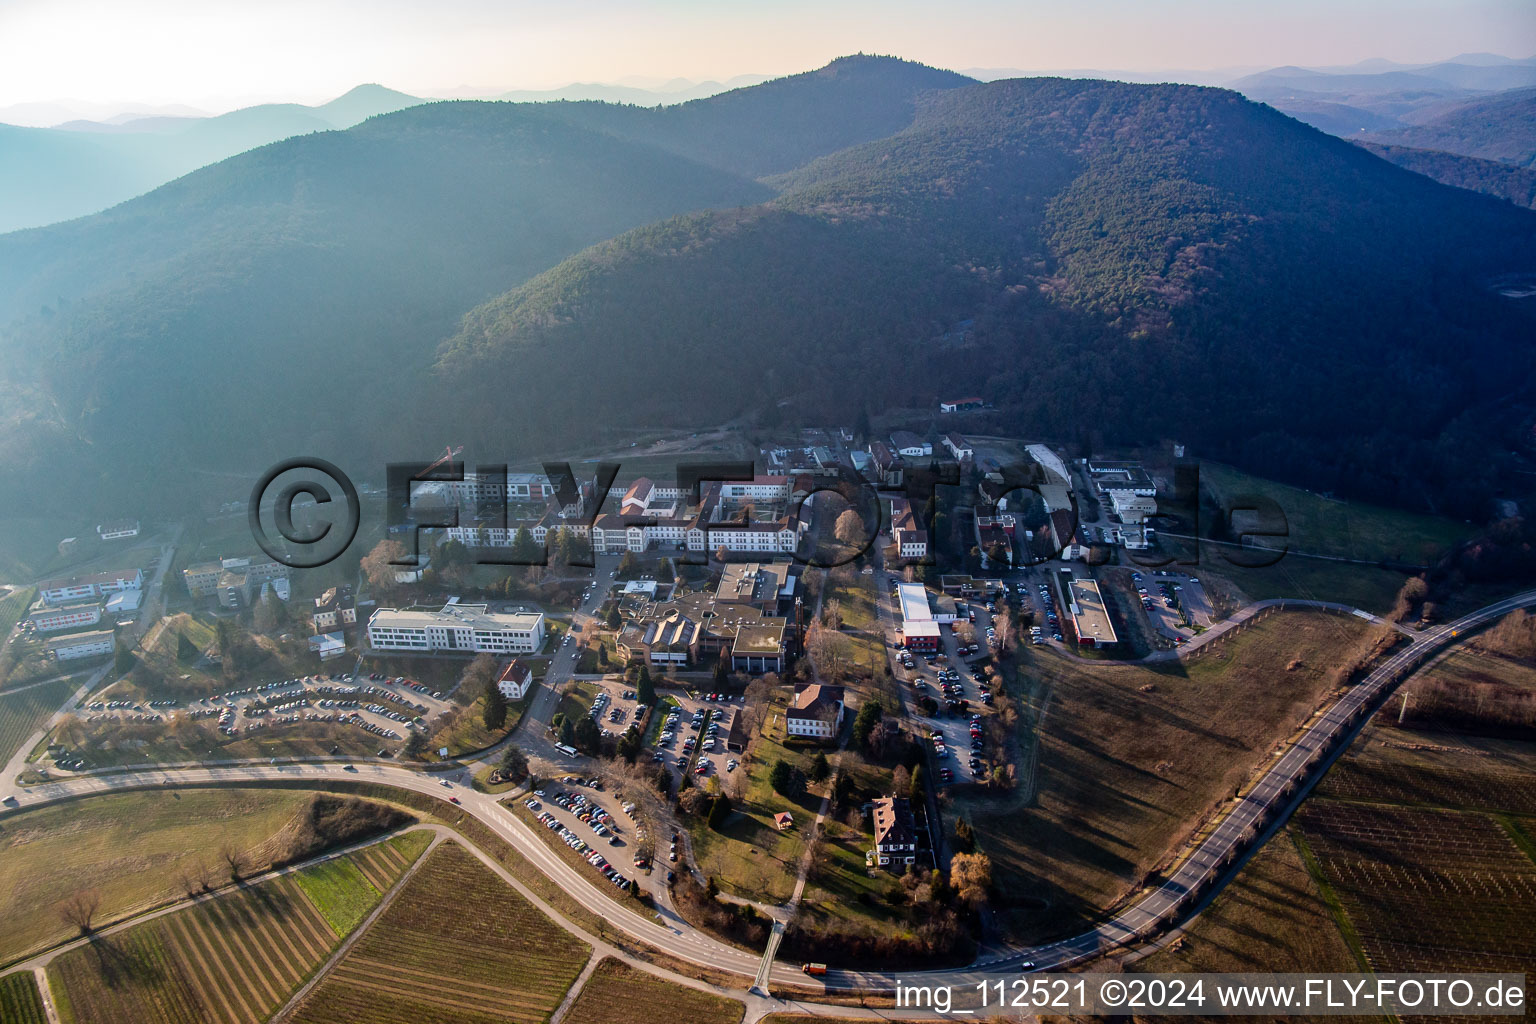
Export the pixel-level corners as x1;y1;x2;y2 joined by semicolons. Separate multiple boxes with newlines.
5;52;1535;236
1230;54;1536;137
0;56;1532;519
0;85;426;233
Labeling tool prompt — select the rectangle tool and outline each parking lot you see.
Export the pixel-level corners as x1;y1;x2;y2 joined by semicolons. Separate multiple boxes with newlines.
77;670;455;750
649;689;743;787
521;779;645;894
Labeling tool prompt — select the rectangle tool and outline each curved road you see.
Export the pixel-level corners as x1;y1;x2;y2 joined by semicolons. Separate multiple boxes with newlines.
4;589;1533;1003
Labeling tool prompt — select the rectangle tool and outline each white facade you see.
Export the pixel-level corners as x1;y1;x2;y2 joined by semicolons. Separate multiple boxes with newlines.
1108;490;1158;524
497;661;533;699
717;477;791;502
367;603;545;654
30;601;103;633
39;569;142;606
49;630;115;661
786;713;837;738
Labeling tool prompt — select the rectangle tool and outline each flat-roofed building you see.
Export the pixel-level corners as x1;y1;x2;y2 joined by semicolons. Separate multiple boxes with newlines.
1107;490;1158;524
184;556;289;599
48;629;115;661
367;603;545;655
28;599;102;633
715;561;794;613
38;568;142;606
1068;578;1118;648
731;621;786;674
104;590;143;615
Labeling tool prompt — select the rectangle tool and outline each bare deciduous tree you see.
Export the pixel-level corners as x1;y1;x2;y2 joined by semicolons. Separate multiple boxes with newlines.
220;843;248;883
59;890;101;935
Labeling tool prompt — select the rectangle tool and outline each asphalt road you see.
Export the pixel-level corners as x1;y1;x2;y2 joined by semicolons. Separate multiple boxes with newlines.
2;586;1531;1004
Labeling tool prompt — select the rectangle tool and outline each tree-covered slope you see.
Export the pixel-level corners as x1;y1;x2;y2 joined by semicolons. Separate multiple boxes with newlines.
522;54;974;178
0;102;773;505
1357;142;1536;208
1361;87;1536;166
0;56;975;512
440;78;1536;512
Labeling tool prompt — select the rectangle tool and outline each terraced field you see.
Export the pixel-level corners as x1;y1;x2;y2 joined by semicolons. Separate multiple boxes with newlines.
47;836;426;1024
0;970;47;1024
287;841;589;1024
294;831;429;937
561;958;743;1024
0;676;76;764
1297;801;1536;977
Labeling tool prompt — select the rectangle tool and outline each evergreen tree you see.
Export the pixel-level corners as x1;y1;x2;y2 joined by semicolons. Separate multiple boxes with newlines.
810;751;831;783
482;682;507;731
637;664;655;706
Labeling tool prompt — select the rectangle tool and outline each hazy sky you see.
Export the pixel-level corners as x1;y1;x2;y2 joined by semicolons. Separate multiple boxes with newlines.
2;0;1533;110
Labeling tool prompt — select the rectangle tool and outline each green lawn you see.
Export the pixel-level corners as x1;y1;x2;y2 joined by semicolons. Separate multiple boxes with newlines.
1201;462;1469;565
293;856;380;936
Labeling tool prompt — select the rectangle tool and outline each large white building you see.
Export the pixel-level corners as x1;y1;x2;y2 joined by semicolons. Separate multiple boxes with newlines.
28;600;103;633
367;603;546;655
96;520;140;541
1107;490;1158;524
38;569;143;606
48;629;115;661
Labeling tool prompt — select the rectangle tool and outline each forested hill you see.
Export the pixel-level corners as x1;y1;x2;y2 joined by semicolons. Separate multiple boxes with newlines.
1361;87;1536;167
1357;142;1536;208
0;104;773;505
522;55;975;178
439;77;1536;513
0;55;972;512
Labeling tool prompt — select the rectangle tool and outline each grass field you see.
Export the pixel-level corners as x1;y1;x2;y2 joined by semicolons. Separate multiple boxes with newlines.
0;586;36;637
1201;462;1470;565
1200;555;1422;616
294;832;431;937
686;691;811;904
560;958;742;1024
957;610;1375;943
826;570;879;632
287;841;589;1024
0;789;316;965
47;832;427;1024
0;676;76;765
1195;462;1473;614
0;970;47;1024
